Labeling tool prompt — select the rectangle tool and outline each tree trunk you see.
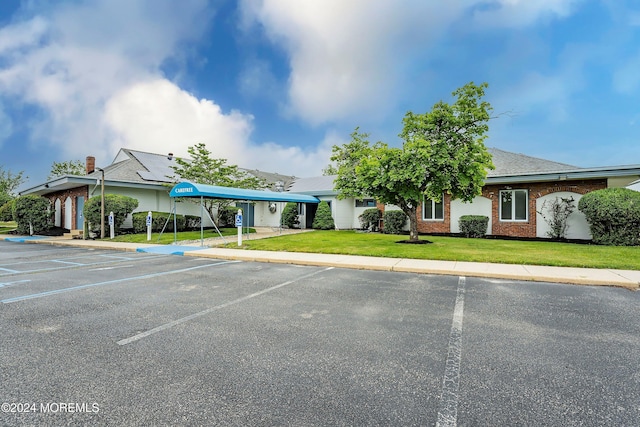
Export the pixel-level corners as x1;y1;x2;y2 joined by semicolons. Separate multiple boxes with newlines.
405;206;419;242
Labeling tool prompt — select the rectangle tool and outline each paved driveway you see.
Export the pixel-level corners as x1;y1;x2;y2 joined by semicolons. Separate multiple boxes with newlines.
1;241;639;426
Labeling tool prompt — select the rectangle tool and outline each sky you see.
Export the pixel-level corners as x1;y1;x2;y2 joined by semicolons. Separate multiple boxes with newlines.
0;0;639;190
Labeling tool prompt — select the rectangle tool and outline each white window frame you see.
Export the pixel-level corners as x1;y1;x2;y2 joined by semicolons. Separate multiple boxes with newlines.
422;195;444;221
499;189;528;222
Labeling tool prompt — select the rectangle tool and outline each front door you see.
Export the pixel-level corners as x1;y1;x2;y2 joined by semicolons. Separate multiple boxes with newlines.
76;196;85;230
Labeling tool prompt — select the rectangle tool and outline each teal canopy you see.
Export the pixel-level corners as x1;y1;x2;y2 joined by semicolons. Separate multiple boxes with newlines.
170;182;320;203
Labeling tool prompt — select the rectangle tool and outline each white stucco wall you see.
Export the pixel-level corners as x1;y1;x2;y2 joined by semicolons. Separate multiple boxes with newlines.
450;196;492;234
628;180;640;192
535;191;591;240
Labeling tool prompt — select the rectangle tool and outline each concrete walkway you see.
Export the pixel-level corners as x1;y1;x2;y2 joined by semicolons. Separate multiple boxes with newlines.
2;232;639;290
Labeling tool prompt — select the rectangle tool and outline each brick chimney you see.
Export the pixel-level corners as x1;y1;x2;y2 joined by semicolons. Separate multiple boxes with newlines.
86;156;96;175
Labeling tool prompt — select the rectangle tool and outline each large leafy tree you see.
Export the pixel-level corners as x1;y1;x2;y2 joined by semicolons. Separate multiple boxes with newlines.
331;82;494;242
48;160;85;179
170;143;266;225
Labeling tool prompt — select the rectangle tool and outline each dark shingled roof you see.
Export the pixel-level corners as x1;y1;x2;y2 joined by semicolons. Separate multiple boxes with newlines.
487;147;579;176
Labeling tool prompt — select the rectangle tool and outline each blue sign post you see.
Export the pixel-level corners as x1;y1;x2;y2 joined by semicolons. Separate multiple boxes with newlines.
235;209;243;246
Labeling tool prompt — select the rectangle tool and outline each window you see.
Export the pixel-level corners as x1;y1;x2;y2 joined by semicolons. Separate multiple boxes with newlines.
355;198;377;208
500;190;528;221
423;196;444;220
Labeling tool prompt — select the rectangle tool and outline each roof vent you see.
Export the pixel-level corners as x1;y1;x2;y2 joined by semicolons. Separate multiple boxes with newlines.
168;153;174;160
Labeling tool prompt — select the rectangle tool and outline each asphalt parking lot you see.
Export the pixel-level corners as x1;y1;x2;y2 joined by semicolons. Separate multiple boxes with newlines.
1;240;639;426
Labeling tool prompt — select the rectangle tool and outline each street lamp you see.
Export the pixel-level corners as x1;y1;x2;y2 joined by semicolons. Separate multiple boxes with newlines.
96;167;105;239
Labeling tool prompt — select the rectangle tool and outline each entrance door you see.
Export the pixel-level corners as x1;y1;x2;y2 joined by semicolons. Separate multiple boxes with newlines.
76;196;85;230
235;202;255;227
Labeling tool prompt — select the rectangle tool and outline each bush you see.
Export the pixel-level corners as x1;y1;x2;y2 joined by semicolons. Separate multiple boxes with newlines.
84;194;138;234
185;215;201;230
383;210;407;234
359;208;381;231
282;202;300;228
13;195;51;235
132;211;186;233
459;215;489;238
578;188;640;246
312;201;335;230
0;192;12;208
0;200;15;221
218;206;239;227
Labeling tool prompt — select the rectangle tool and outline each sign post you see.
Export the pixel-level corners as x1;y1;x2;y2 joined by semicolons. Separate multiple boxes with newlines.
108;211;115;239
235;209;243;246
146;211;152;241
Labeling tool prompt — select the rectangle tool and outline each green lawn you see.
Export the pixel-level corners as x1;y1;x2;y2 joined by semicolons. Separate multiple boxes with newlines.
0;221;16;234
230;230;640;270
106;228;255;244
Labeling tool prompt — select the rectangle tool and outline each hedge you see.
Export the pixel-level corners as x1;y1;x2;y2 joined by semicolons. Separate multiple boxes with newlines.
14;195;51;235
578;188;640;246
0;200;15;221
459;215;489;238
383;210;407;234
132;211;186;233
84;194;138;234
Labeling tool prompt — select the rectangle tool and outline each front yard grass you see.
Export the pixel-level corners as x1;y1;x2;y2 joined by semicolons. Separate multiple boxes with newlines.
231;230;640;270
106;228;255;244
0;221;17;234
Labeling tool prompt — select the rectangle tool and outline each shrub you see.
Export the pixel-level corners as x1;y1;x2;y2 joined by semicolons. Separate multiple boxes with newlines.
13;195;51;235
537;196;575;239
312;201;335;230
282;202;300;228
383;210;407;234
185;215;201;230
218;206;239;227
0;200;15;221
459;215;489;238
84;194;138;235
578;188;640;246
132;211;186;233
359;208;381;231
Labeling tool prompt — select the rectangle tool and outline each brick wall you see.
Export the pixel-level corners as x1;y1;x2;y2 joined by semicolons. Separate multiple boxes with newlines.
367;179;607;238
46;186;89;230
481;179;607;238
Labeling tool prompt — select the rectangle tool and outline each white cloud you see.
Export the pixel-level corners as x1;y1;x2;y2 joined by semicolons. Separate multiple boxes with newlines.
240;0;584;126
471;0;582;28
0;0;334;177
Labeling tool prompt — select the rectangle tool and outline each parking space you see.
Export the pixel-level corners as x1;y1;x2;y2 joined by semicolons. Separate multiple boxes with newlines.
1;241;639;426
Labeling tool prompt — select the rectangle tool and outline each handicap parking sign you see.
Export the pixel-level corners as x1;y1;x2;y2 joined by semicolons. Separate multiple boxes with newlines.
235;214;243;227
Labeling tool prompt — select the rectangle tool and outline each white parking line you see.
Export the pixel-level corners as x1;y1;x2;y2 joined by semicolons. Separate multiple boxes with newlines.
436;276;466;427
117;267;334;346
1;260;241;304
0;279;31;289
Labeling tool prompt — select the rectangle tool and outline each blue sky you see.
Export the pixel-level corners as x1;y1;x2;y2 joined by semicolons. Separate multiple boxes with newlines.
0;0;639;189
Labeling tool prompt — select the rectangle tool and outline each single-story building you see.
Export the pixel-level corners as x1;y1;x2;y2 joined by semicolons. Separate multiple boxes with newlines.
288;148;640;240
20;147;640;240
19;148;296;233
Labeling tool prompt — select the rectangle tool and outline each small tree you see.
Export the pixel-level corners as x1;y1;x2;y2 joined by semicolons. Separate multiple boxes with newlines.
0;165;26;198
13;195;51;235
312;201;335;230
537;196;575;240
48;160;86;179
359;208;381;231
282;202;299;228
84;194;138;235
331;82;494;242
170;143;266;225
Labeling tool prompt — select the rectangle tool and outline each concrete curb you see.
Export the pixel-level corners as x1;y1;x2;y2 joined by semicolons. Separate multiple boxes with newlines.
2;234;639;290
